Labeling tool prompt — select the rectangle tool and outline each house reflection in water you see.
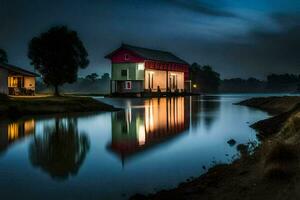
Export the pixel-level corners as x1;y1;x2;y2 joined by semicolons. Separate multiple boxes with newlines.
0;119;35;154
108;97;190;163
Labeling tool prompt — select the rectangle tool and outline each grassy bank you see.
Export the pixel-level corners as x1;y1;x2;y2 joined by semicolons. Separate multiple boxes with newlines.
131;96;300;200
238;96;300;137
0;94;119;118
237;96;300;114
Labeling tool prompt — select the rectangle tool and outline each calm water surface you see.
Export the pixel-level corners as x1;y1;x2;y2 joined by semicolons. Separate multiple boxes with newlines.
0;95;270;199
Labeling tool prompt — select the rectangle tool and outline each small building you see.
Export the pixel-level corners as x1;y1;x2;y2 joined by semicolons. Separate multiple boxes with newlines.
0;62;39;95
105;44;190;95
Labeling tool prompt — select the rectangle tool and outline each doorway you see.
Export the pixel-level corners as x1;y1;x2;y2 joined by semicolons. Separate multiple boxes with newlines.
147;72;154;90
169;74;177;91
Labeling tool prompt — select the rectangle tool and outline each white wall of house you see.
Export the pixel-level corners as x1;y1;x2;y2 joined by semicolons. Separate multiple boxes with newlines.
0;68;8;94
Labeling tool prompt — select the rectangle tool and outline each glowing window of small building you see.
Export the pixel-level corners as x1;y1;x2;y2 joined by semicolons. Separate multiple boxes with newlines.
8;77;18;87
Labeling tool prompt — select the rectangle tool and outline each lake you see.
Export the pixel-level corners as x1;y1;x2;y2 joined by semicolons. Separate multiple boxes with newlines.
0;95;270;200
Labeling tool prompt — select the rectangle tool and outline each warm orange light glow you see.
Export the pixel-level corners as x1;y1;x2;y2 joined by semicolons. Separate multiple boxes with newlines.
24;119;35;135
137;124;146;146
109;97;189;157
8;123;19;141
8;77;19;87
193;84;197;88
144;70;184;91
144;97;185;137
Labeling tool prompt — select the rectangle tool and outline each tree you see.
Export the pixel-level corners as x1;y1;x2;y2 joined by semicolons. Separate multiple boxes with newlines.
190;63;220;93
28;26;89;96
29;118;90;180
85;73;99;82
0;48;8;63
101;73;110;81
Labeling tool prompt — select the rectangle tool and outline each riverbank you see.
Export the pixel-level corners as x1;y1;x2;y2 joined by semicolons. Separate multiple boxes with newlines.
131;96;300;200
238;96;300;137
0;94;119;118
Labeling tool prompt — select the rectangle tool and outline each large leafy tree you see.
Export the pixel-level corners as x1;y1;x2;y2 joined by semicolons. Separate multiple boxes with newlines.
0;48;8;63
28;26;89;96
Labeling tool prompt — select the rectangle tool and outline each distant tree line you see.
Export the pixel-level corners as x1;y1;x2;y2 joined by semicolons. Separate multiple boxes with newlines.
37;72;111;94
267;74;300;86
190;63;221;93
266;73;300;92
188;62;300;93
220;74;300;93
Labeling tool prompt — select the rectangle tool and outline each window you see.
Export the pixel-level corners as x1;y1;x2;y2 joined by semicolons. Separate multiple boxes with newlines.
125;81;132;89
124;54;129;60
8;77;22;87
121;69;128;77
147;72;154;89
137;63;144;70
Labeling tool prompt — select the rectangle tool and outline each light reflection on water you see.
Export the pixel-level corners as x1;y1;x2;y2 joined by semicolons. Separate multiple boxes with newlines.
0;95;269;200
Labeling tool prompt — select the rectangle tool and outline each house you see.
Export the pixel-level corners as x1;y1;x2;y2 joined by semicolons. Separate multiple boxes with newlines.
108;97;190;163
0;62;39;95
105;44;190;95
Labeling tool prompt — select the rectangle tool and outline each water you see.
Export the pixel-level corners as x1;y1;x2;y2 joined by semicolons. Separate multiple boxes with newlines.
0;95;270;199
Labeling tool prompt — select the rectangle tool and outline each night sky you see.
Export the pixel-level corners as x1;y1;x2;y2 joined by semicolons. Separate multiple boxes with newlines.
0;0;299;79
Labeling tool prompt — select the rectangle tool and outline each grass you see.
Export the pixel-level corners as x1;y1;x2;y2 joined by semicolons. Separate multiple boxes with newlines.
263;141;298;179
0;94;119;118
238;96;300;114
0;93;9;101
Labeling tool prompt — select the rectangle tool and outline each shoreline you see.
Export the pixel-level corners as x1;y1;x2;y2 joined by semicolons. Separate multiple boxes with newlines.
131;96;300;200
0;95;120;118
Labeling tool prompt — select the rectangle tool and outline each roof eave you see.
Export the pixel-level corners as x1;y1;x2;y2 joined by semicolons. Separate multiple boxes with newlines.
0;62;40;77
104;46;146;60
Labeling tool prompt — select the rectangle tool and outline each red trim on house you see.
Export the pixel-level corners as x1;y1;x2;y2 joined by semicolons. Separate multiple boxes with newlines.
105;46;190;80
106;49;145;63
145;60;189;81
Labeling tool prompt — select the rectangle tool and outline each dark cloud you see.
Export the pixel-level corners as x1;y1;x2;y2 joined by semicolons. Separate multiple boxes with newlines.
162;0;235;17
192;13;300;78
0;0;299;79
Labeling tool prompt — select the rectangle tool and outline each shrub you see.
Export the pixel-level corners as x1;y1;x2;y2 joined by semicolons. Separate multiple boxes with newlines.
0;93;9;101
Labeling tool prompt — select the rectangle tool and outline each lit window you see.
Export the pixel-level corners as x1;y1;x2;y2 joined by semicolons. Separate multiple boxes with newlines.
137;63;144;70
124;54;129;60
8;77;18;87
125;81;132;89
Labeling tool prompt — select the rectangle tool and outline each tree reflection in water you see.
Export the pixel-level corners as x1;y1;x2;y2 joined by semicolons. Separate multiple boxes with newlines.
190;95;220;130
29;117;90;180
